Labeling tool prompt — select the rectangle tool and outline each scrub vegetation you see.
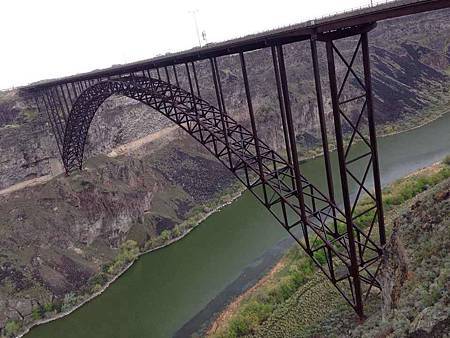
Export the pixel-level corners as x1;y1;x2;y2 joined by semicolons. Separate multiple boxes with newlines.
208;157;450;337
143;181;244;251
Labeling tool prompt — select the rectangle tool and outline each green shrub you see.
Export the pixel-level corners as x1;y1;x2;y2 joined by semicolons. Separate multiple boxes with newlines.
313;250;327;265
227;301;268;336
53;299;63;313
229;316;250;337
32;306;44;320
101;263;111;273
173;225;183;238
279;278;296;300
160;230;172;242
61;292;78;312
22;109;37;121
89;272;108;286
443;155;450;166
43;302;54;313
4;320;20;337
91;284;103;293
108;240;139;274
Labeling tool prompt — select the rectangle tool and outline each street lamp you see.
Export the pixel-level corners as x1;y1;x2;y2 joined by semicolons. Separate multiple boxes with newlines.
189;9;202;47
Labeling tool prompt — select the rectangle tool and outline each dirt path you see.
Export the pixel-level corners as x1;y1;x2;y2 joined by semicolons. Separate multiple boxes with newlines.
0;126;178;196
107;125;178;158
0;174;54;196
206;259;286;336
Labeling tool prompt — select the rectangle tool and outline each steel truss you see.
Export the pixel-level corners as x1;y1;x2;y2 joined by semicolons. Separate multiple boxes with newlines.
29;23;386;317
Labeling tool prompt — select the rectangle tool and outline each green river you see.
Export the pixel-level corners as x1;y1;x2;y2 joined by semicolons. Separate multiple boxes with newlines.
27;112;450;338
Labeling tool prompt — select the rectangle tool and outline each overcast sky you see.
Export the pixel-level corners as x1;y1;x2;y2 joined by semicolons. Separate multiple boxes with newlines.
0;0;386;89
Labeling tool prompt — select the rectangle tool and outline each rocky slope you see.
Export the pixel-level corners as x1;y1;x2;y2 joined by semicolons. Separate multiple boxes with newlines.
0;7;449;336
0;131;238;332
207;161;449;338
1;9;449;190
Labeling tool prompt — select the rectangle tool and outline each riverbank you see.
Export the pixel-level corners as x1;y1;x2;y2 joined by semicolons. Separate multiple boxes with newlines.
207;158;450;337
300;93;450;161
15;181;246;338
15;106;450;338
18;107;450;338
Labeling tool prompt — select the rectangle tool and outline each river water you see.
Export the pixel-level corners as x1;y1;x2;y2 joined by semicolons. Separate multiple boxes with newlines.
27;113;450;338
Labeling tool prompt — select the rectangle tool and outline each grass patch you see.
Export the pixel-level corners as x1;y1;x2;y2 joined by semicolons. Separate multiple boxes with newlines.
210;250;317;338
21;109;37;121
208;157;450;337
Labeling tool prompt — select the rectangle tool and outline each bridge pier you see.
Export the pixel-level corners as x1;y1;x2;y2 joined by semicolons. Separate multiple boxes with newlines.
25;16;407;318
312;23;386;316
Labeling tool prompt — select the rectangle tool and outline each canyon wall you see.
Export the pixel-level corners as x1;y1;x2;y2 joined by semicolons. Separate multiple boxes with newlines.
0;8;449;330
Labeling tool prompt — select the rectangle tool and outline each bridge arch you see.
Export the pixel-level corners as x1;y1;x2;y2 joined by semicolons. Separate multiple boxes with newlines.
61;75;381;315
63;76;237;173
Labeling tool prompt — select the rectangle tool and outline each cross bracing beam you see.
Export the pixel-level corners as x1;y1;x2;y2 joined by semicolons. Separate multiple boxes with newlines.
30;25;385;312
57;74;383;314
22;0;450;318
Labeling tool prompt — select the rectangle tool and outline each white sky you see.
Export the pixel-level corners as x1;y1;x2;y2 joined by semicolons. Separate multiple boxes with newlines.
0;0;382;89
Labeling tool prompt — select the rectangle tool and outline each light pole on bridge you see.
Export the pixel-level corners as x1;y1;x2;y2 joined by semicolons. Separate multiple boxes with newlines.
189;9;202;47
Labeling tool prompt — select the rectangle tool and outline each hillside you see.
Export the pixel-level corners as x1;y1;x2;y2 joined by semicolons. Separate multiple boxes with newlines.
208;160;450;337
1;9;449;190
0;7;449;337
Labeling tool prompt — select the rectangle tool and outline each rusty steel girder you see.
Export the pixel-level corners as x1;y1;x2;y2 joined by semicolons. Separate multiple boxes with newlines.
26;22;391;317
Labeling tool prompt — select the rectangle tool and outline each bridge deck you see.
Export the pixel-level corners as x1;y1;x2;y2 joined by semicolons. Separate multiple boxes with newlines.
26;0;449;90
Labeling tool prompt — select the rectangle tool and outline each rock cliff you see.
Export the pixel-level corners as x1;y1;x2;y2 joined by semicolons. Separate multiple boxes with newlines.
0;8;449;333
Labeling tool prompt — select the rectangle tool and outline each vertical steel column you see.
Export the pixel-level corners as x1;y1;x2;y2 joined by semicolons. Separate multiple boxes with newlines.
310;36;338;282
310;37;338;235
164;67;171;84
210;58;233;169
46;90;66;135
59;85;71;120
53;86;68;122
35;96;63;157
361;32;385;246
213;59;226;114
276;45;311;249
146;70;156;91
326;39;364;317
185;63;204;143
64;83;74;105
71;82;79;97
162;66;180;123
239;52;268;205
271;46;293;167
191;62;202;99
213;57;231;132
42;93;64;154
76;82;83;93
172;65;180;87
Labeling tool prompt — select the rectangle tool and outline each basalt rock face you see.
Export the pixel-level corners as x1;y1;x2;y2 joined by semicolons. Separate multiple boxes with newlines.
0;134;235;328
1;9;449;190
185;9;450;148
0;91;62;189
365;179;450;337
0;7;449;332
0;92;173;190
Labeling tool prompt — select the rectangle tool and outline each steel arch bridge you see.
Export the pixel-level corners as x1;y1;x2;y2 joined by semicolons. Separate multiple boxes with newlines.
22;0;450;317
